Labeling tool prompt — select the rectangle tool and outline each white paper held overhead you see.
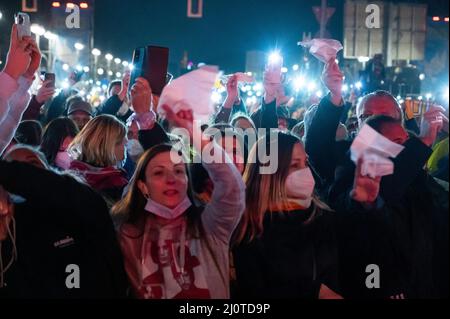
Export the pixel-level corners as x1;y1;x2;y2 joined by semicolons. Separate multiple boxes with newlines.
157;66;219;122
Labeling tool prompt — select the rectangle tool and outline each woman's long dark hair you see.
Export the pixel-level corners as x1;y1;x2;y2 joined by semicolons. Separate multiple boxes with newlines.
112;143;227;286
40;117;79;165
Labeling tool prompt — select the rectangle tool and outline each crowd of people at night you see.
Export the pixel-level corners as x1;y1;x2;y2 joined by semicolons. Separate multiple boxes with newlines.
0;21;448;300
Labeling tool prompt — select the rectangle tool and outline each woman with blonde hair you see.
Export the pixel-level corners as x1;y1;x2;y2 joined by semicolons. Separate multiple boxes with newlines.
68;114;129;205
232;131;342;299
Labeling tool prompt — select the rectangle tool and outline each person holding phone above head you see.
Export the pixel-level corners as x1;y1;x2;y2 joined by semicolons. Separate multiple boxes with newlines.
22;75;56;121
1;22;41;156
96;71;133;122
250;52;293;131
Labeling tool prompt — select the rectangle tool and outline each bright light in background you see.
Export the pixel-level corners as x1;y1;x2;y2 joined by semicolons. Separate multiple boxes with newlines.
62;63;69;71
116;72;122;78
246;72;253;77
31;24;46;36
426;93;432;100
80;2;89;9
92;48;101;56
396;95;402;100
307;82;316;92
102;84;108;90
44;31;57;40
316;91;323;98
253;83;263;92
247;90;254;97
128;64;134;71
66;3;75;9
281;67;288;73
97;68;104;75
342;84;349;92
443;87;449;101
355;81;363;89
0;11;3;20
76;65;83;71
419;74;425;81
122;61;129;67
105;53;113;61
268;51;282;65
211;91;222;104
62;80;69;89
292;64;299;71
418;96;423;101
79;90;86;97
83;66;90;73
293;76;306;91
74;42;85;51
114;58;121;65
357;56;370;63
96;81;101;86
399;99;405;104
108;71;113;76
51;2;61;8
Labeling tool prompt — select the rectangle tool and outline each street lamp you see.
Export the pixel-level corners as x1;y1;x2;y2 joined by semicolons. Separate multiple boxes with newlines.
91;49;101;80
105;54;113;79
74;42;85;51
114;58;121;65
91;48;101;56
74;43;85;66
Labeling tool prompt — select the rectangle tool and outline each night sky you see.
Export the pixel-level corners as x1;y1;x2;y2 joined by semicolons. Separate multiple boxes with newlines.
92;0;449;72
0;0;449;73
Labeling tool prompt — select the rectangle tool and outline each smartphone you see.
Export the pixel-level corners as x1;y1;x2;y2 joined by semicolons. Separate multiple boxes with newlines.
14;12;31;40
129;45;169;95
44;73;56;88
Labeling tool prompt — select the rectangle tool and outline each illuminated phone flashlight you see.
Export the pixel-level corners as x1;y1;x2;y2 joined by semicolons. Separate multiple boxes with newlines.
268;51;282;65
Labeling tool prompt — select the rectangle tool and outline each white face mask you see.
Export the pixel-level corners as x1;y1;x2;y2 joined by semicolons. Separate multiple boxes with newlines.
285;167;316;208
144;195;192;220
55;151;72;170
126;139;145;160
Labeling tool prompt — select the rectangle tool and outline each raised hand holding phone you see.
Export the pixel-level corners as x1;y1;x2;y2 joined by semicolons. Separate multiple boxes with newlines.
223;74;239;109
322;59;344;106
4;24;32;80
36;79;56;104
264;52;283;104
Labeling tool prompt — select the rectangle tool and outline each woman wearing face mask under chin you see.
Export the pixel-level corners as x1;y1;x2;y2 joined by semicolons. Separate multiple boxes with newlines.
111;105;246;299
40;117;79;171
232;131;342;299
68;115;129;207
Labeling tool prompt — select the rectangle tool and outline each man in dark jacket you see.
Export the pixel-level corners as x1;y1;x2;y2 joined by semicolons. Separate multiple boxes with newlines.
0;146;128;298
328;115;448;299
